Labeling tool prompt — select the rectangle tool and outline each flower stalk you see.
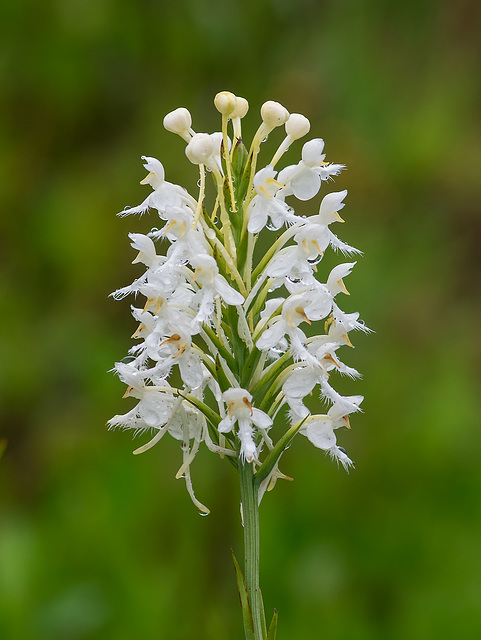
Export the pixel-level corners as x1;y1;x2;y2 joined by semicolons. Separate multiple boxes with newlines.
239;460;263;640
109;91;369;639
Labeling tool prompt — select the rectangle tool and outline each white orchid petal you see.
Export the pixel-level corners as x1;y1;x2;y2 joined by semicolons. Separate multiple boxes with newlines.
304;419;336;450
214;275;244;305
251;408;273;429
179;353;204;389
290;168;321;201
256;320;287;351
283;368;317;398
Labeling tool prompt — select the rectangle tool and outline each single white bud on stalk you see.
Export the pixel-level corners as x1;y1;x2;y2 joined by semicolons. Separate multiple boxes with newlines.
254;100;290;150
214;91;238;117
260;100;290;130
270;113;311;167
285;113;311;140
231;96;249;140
232;96;249;119
163;107;194;141
185;133;216;165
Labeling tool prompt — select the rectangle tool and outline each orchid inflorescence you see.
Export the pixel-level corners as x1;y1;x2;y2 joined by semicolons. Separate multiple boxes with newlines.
109;91;370;515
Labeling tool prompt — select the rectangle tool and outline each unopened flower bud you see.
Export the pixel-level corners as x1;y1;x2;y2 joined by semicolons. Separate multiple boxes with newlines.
232;96;249;119
260;101;290;130
231;97;249;140
285;113;311;140
270;113;312;167
185;133;215;165
214;91;237;117
163;108;193;140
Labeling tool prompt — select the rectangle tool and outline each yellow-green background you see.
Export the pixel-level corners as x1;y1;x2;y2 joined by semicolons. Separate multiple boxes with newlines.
1;1;480;638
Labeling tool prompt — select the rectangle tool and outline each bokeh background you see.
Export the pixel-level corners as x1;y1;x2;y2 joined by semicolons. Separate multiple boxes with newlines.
1;0;480;638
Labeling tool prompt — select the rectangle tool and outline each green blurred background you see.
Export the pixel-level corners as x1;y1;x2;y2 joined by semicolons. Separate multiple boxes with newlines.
1;0;480;638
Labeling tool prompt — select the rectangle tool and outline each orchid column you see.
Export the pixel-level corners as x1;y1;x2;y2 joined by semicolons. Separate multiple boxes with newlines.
109;91;369;640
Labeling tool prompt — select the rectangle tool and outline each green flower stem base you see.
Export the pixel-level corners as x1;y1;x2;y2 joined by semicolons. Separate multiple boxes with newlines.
239;460;263;640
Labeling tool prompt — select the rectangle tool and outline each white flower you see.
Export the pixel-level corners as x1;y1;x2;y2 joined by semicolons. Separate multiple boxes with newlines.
332;305;372;334
129;233;161;267
300;415;355;470
157;206;209;264
308;191;361;256
257;289;332;355
266;223;328;280
218;388;272;462
326;262;356;296
189;254;244;324
161;205;193;239
277;138;326;201
299;398;362;469
119;156;196;217
247;166;299;233
286;395;310;423
112;237;189;301
282;342;337;399
110;362;177;429
163;107;194;141
155;330;204;389
317;189;347;223
130;282;196;348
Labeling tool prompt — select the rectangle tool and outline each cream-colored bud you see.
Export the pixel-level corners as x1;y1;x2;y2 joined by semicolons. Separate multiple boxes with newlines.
214;91;237;117
285;113;311;140
185;133;215;165
232;96;249;119
163;107;192;136
260;101;290;129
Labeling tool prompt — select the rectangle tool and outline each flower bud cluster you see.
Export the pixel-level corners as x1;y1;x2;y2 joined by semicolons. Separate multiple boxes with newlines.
110;92;369;511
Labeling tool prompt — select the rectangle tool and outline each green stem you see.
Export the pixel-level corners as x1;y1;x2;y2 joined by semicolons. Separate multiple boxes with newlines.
239;460;264;640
